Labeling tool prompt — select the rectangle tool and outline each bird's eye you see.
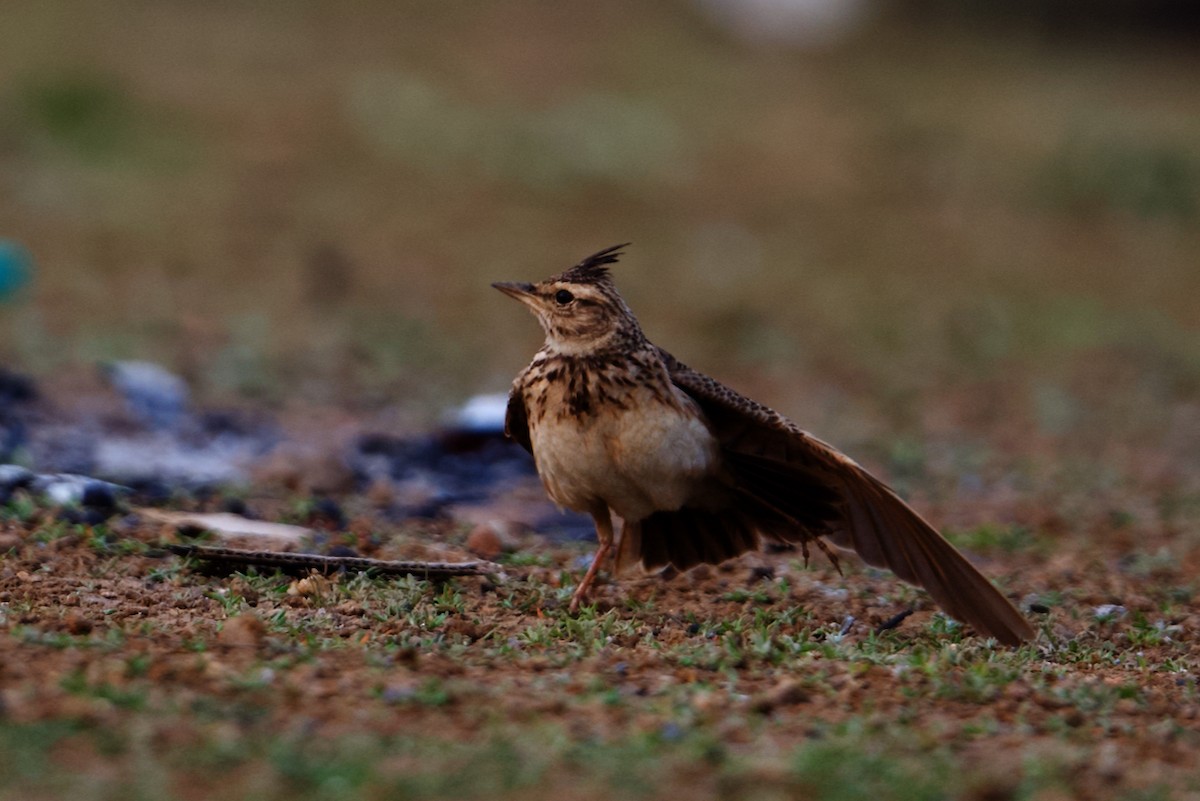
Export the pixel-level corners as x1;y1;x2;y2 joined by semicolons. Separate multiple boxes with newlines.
554;289;574;305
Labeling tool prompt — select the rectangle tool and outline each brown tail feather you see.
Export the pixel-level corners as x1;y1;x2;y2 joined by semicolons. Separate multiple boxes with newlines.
633;507;761;572
613;470;1030;645
658;346;1032;645
729;452;1032;644
827;470;1034;645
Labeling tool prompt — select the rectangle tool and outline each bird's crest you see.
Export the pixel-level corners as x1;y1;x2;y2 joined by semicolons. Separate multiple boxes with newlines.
555;243;630;284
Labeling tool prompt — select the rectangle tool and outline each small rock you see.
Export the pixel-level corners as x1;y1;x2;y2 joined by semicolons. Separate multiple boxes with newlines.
33;474;128;509
81;482;119;512
218;613;266;648
1094;604;1128;621
64;612;93;635
465;521;512;560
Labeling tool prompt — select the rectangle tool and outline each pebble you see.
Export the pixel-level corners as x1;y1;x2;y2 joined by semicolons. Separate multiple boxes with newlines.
465;521;517;560
64;612;93;635
81;482;119;512
217;613;266;648
32;474;128;509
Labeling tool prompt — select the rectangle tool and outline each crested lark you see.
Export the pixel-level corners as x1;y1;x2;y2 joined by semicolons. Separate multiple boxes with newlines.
494;245;1033;645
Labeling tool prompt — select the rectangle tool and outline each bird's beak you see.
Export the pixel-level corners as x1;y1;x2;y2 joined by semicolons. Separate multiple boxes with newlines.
492;281;537;306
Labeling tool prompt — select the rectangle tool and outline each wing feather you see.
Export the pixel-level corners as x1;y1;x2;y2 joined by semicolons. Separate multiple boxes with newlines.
658;347;1033;645
504;388;532;453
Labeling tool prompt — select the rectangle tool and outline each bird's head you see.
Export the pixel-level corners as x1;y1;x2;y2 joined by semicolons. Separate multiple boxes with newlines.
493;243;643;355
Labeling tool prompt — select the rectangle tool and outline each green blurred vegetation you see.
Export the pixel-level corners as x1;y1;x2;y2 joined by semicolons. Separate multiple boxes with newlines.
0;1;1197;434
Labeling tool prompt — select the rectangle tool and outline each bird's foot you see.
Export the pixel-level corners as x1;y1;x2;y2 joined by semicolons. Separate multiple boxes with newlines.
568;540;611;614
567;585;588;614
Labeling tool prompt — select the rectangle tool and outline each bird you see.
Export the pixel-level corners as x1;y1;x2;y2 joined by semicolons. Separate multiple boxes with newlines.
493;244;1034;645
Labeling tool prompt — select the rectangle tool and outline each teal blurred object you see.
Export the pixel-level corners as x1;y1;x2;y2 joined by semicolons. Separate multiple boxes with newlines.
0;240;33;302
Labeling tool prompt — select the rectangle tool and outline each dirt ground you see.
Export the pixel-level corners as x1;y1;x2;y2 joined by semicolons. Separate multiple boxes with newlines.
2;3;1199;798
2;486;1198;801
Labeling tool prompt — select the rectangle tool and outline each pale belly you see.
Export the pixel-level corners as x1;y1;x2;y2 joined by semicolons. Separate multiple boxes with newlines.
530;398;718;522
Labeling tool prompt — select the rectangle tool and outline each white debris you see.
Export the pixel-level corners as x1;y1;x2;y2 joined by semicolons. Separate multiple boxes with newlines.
450;392;510;434
94;434;249;486
31;473;126;507
137;509;312;545
101;361;189;430
1094;604;1128;620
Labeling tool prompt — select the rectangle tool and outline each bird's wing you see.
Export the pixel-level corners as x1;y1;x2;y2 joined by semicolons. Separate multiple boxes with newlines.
658;347;1034;645
504;387;533;453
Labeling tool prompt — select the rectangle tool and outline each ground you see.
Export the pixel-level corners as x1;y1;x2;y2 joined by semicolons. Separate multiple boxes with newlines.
1;489;1197;801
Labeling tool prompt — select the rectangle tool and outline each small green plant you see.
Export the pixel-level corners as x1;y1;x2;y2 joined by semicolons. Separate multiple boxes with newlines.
1;491;38;523
500;552;553;568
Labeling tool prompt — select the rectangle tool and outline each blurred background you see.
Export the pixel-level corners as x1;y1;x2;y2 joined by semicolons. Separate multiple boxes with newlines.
1;1;1198;536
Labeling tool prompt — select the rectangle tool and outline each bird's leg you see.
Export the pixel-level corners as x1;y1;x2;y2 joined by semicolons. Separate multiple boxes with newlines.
569;507;614;613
